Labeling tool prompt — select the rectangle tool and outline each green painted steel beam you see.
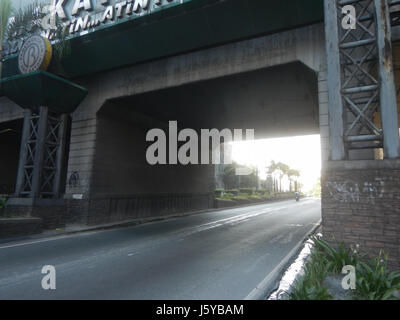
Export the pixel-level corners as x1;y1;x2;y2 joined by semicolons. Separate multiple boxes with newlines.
2;0;323;79
0;71;88;114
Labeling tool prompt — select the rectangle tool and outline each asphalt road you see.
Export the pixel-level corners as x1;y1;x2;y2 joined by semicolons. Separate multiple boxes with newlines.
0;198;321;300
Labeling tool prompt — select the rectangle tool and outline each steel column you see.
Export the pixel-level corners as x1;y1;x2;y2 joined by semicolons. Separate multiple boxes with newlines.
31;106;49;198
53;113;68;198
14;107;68;199
14;109;32;196
375;0;400;158
325;0;346;160
325;0;400;159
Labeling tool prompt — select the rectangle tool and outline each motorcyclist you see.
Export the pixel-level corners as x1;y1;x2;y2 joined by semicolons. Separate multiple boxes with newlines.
295;191;300;201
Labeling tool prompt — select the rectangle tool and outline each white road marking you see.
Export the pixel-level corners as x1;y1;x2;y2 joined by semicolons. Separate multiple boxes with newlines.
0;235;80;250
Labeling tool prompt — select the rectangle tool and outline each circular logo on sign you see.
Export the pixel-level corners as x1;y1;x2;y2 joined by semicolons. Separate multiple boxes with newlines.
18;35;52;74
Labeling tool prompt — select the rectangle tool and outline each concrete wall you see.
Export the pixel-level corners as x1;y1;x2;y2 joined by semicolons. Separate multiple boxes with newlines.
91;114;214;197
65;117;97;196
65;107;215;224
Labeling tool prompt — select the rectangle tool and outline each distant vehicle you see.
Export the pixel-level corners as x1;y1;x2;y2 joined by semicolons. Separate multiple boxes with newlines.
295;192;300;202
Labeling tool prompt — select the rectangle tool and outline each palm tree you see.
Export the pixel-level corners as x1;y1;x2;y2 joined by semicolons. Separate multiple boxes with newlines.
1;1;70;71
276;162;289;192
288;168;301;192
0;0;12;77
267;161;278;192
6;1;44;40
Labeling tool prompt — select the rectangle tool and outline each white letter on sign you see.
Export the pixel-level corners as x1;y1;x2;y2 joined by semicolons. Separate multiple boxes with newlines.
72;0;93;16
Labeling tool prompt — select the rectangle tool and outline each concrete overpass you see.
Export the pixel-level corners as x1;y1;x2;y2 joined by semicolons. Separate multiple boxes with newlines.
0;0;399;269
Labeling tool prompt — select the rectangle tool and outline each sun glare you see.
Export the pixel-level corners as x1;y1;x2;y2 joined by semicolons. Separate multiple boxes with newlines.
231;135;321;192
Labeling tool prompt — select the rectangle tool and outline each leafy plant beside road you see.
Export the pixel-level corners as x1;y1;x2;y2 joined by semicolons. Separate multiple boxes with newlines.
289;236;400;300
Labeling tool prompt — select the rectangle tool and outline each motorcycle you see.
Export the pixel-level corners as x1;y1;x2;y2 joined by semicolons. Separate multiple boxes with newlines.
295;193;300;202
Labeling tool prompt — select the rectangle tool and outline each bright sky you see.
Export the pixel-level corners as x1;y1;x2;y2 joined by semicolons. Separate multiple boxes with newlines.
230;135;321;192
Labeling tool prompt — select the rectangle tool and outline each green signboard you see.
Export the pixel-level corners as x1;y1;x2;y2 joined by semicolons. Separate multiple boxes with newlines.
3;0;190;58
2;0;324;79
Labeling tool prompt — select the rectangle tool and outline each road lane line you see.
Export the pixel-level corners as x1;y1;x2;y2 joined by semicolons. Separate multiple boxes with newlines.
0;234;84;250
244;219;322;300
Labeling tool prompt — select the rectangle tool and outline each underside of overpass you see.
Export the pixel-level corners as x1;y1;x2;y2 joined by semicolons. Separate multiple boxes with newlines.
101;62;319;138
81;62;319;224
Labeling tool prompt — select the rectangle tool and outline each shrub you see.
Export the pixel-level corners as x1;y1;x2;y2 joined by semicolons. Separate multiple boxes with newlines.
255;189;269;196
248;195;264;200
290;236;400;300
216;194;234;201
354;252;400;300
226;189;239;196
232;194;251;201
311;236;358;274
239;188;254;195
289;250;332;300
240;188;251;195
214;189;224;198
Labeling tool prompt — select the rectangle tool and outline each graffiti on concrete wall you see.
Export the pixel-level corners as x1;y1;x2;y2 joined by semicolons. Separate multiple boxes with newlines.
68;172;80;188
325;178;385;204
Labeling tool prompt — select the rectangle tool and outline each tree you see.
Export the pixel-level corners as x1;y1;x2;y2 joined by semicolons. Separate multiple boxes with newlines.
275;162;289;192
223;163;238;190
0;0;12;77
267;161;279;192
310;178;321;198
288;168;301;192
240;165;258;189
223;162;258;190
2;1;70;67
267;161;300;193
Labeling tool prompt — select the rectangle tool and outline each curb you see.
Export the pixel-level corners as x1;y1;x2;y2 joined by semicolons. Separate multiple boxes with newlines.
244;219;322;300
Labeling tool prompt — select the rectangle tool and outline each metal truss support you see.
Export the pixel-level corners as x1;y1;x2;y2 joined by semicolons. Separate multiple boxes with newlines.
15;107;69;199
325;0;399;160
